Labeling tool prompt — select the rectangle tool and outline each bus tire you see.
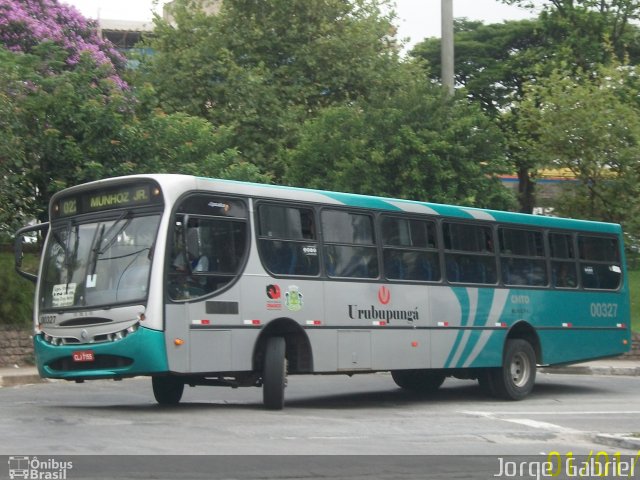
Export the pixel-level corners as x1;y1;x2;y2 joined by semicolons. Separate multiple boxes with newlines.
391;369;446;393
489;339;536;400
263;336;286;410
152;376;184;405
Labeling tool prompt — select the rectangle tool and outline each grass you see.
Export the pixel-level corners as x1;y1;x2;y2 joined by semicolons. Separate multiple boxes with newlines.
628;269;640;333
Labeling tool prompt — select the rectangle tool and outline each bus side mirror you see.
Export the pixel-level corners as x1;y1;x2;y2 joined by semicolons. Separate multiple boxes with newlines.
14;222;49;283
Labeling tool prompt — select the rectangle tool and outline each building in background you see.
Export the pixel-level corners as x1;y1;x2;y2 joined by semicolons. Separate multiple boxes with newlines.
500;169;578;215
96;0;222;61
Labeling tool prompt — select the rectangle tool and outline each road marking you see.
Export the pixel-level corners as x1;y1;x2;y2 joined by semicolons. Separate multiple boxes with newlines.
460;411;581;434
500;418;581;434
462;410;640;416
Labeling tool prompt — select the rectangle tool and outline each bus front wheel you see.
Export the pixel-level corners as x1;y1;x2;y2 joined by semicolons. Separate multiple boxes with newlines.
262;336;286;410
152;376;184;405
489;339;536;400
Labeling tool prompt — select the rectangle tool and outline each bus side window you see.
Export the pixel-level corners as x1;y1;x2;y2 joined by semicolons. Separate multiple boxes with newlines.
443;222;496;285
321;210;378;279
381;216;440;282
168;195;249;301
499;227;547;287
549;232;577;289
257;204;319;277
578;235;621;290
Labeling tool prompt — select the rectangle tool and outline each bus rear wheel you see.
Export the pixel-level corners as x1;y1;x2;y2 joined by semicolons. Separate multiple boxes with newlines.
262;337;286;410
152;376;184;405
488;339;536;400
391;369;446;393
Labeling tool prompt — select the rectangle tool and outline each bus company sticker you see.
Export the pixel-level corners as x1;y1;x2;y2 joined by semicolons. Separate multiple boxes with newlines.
52;283;77;307
285;285;303;312
266;284;282;310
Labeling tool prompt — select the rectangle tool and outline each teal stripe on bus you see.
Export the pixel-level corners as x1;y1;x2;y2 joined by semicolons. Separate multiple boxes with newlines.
455;288;497;368
198;176;623;234
444;287;470;368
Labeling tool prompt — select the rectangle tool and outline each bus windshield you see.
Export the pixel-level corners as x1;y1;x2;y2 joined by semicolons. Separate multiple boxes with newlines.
40;214;160;310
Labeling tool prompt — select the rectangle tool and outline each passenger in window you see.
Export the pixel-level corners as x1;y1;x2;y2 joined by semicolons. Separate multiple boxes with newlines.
301;212;316;240
484;231;494;252
553;263;576;288
263;240;297;275
169;226;210;299
173;227;209;273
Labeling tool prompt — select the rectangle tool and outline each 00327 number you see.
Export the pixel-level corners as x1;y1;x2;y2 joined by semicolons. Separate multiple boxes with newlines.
590;302;618;318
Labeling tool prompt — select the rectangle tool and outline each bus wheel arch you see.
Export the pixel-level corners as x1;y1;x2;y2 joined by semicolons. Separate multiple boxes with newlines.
253;318;313;410
482;321;540;401
506;321;542;365
253;318;314;375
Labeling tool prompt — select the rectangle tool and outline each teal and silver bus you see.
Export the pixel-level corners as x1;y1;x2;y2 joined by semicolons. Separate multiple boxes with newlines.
15;174;631;409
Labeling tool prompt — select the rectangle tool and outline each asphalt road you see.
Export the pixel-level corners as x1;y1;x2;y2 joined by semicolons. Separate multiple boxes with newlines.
2;372;639;479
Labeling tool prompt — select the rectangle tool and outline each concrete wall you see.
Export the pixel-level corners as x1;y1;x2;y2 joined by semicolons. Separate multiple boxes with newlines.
0;327;33;367
626;332;640;360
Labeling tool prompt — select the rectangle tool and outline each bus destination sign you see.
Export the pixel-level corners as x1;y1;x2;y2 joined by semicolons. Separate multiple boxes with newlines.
55;183;162;218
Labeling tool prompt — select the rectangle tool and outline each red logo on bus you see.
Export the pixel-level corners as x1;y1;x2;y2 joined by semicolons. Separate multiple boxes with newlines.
266;284;281;300
378;286;391;305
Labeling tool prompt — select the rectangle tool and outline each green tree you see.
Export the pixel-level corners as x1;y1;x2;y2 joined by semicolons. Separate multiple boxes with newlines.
141;0;402;178
285;76;515;209
516;64;640;234
412;19;547;115
412;1;640;213
412;18;554;213
501;0;640;67
123;92;270;183
0;45;266;235
0;44;133;226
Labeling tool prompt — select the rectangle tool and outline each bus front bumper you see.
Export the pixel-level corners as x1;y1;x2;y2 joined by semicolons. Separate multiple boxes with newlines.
34;326;168;380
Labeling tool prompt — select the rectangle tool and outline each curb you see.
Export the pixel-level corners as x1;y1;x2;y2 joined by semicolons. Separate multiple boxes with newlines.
593;433;640;451
540;366;640;376
0;370;46;388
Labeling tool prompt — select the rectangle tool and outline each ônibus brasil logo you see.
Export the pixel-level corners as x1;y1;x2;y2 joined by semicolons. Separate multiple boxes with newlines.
8;456;73;479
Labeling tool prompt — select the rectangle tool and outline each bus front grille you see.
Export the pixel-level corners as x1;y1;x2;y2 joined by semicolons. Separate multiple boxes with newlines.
48;355;133;372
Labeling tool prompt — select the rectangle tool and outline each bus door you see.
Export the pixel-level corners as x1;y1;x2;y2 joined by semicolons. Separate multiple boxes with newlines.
164;195;249;373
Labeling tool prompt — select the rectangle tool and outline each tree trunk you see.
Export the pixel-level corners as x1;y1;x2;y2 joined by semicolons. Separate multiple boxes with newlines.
517;166;535;214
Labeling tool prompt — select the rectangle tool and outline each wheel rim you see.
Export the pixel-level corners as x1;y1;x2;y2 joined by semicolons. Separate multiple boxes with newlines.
510;351;531;387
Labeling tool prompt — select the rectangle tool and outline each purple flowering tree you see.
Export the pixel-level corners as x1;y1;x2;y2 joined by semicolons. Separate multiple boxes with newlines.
0;1;132;231
0;0;257;238
0;0;126;85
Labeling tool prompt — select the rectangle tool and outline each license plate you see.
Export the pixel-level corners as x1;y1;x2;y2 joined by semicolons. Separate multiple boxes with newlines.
72;350;95;362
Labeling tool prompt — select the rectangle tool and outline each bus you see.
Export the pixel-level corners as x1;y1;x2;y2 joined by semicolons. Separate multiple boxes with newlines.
15;174;631;409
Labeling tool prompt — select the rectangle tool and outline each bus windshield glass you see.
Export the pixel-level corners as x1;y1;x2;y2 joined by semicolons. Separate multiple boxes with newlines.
40;214;160;310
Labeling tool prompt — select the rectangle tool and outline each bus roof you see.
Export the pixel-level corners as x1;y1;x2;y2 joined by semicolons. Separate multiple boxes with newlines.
58;174;623;236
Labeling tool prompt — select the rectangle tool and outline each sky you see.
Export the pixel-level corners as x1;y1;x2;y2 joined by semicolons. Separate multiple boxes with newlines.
61;0;538;48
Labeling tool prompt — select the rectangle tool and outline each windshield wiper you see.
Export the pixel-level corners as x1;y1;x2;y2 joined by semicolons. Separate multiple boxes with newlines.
87;211;132;284
97;211;132;255
88;222;105;272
